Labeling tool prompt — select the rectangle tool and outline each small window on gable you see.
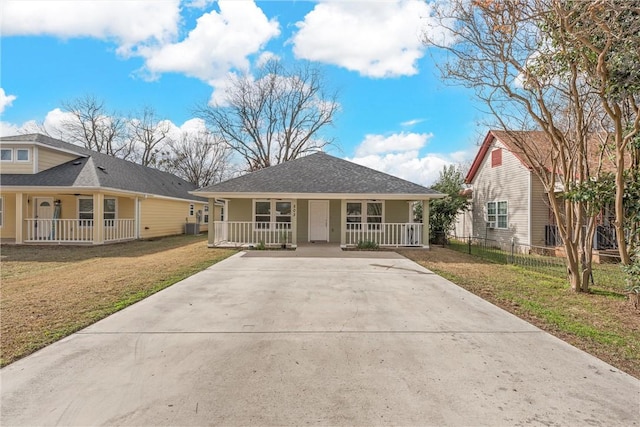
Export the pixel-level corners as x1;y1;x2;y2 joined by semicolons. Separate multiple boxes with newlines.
16;149;30;162
491;148;502;167
1;149;12;162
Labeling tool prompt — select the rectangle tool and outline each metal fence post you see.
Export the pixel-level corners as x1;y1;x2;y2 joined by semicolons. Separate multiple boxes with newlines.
468;235;472;254
511;238;515;264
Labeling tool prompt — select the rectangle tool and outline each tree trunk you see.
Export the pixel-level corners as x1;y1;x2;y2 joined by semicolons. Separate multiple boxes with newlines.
614;145;631;264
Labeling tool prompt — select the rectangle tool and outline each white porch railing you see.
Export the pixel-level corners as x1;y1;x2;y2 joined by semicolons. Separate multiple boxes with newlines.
213;221;292;246
345;223;423;247
104;219;137;242
213;221;422;247
25;219;136;243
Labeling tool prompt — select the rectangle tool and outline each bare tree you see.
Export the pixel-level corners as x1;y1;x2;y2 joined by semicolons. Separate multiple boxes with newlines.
61;94;131;158
162;130;231;188
422;0;613;291
196;59;339;171
127;106;172;167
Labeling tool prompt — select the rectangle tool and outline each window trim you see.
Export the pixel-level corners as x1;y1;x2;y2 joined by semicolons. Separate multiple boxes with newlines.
16;148;30;162
252;199;292;230
487;200;508;229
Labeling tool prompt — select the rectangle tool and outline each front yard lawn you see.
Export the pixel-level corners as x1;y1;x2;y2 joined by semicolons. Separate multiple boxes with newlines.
399;247;640;379
1;235;236;367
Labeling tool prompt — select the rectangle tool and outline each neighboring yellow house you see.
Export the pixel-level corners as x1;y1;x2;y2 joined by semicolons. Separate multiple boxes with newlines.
192;152;445;249
0;134;217;245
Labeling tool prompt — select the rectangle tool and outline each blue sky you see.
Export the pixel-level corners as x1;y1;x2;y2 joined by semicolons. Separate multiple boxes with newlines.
0;0;488;186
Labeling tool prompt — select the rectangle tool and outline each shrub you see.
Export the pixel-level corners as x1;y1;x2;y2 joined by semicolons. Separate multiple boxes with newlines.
356;240;379;250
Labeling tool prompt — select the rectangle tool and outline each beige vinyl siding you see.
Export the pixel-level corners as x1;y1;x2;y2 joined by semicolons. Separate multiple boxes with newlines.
140;198;197;239
37;147;79;172
1;146;33;174
385;200;410;223
297;199;309;242
530;177;550;246
471;139;531;247
228;199;252;221
0;194;16;239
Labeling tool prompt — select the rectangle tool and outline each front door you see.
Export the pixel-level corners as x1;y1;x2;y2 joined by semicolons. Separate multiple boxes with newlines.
35;197;54;239
309;200;329;242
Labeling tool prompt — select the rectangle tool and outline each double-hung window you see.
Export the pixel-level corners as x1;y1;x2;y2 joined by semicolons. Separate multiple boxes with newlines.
254;200;292;230
203;204;209;224
78;197;117;226
487;201;508;229
104;198;117;226
346;201;383;230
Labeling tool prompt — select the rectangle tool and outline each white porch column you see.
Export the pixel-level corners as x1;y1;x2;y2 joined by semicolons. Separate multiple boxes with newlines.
15;193;23;244
340;199;347;248
422;199;430;249
291;199;298;248
207;198;216;247
93;193;104;244
134;197;140;239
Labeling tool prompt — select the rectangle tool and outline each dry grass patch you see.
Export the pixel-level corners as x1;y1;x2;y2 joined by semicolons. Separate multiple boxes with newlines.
398;247;640;379
1;235;236;367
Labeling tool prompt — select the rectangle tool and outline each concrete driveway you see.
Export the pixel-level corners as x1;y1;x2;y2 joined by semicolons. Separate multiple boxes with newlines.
1;250;638;426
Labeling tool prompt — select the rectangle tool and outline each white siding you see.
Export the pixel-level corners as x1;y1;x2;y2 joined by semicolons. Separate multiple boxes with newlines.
470;139;531;247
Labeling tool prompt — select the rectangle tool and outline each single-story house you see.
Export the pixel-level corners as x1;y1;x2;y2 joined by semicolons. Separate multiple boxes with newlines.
192;152;445;249
0;133;217;245
461;130;618;252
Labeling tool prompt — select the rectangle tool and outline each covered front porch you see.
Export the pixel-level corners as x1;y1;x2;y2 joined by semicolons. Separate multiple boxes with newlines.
2;192;138;245
207;198;431;249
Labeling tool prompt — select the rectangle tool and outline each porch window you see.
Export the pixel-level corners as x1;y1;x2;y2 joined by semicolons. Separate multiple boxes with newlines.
104;198;117;226
487;201;508;229
367;202;383;230
78;197;117;226
1;149;12;161
189;203;195;216
346;202;362;230
203;204;209;224
347;201;384;230
254;200;292;229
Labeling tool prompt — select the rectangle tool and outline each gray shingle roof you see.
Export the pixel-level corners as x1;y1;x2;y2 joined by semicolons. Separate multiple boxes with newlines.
0;134;205;202
195;152;441;196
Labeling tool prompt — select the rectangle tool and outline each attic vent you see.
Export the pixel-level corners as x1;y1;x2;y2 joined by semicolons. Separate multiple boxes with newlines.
73;161;82;165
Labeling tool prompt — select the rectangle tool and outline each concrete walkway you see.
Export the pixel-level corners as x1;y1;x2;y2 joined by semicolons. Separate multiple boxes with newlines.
1;251;638;426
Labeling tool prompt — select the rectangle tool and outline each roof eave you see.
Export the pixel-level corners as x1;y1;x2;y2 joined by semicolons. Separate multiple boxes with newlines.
190;191;445;200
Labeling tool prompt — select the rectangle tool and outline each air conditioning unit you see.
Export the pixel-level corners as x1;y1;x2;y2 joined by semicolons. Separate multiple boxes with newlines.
487;221;496;229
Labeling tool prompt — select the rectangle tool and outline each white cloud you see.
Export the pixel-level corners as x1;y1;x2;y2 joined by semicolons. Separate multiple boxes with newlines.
347;131;453;186
140;1;280;81
0;88;17;114
401;118;424;127
292;0;435;78
355;132;431;156
1;0;181;54
347;151;451;187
